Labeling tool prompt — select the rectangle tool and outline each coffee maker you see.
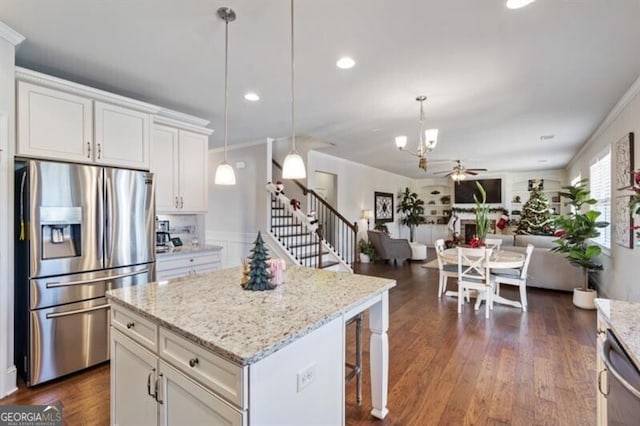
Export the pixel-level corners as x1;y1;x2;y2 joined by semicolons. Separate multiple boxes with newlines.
156;220;170;249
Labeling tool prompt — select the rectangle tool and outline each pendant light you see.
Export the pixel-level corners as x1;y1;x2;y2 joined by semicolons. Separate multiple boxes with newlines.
282;0;307;179
214;7;236;185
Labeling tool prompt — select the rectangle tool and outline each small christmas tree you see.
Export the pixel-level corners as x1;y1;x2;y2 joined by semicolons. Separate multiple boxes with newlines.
516;189;555;235
243;232;275;291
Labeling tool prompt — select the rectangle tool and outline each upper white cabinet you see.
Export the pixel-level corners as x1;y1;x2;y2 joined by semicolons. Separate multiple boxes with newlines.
17;81;93;163
151;123;209;214
94;101;150;169
15;68;166;171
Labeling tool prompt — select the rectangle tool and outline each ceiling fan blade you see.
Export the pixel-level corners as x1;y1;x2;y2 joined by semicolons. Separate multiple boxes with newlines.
465;171;478;176
465;168;488;172
432;170;451;174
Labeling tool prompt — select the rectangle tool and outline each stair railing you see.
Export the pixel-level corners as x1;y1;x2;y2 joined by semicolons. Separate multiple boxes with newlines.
271;160;358;267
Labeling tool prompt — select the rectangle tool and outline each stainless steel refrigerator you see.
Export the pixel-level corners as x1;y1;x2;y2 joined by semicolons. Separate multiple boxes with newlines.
15;159;155;386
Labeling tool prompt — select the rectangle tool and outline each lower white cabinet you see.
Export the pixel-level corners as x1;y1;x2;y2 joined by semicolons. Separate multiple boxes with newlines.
156;249;221;281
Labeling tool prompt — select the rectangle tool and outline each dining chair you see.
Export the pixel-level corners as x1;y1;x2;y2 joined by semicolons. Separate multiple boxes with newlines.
484;238;502;251
457;247;495;318
434;239;457;298
492;244;534;312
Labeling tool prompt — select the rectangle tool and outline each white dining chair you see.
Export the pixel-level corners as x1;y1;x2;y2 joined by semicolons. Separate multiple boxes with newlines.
491;244;534;312
484;238;502;251
434;239;457;298
457;247;495;318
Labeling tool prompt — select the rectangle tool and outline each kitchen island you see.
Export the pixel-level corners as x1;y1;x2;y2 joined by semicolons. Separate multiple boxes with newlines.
106;265;395;425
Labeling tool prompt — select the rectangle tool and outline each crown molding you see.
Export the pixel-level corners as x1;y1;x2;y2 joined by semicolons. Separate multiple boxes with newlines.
154;115;213;135
0;22;25;46
569;75;640;168
208;138;268;153
15;67;161;114
156;108;210;128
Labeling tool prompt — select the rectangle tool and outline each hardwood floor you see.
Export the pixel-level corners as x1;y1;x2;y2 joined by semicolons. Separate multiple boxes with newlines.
1;260;597;426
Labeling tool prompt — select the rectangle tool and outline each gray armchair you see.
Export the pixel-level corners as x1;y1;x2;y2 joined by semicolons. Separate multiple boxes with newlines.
367;230;412;264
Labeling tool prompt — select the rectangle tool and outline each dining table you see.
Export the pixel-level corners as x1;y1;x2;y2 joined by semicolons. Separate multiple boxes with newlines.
440;247;526;309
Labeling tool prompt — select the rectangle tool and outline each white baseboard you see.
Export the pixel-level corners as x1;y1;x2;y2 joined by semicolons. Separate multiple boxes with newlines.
1;365;17;398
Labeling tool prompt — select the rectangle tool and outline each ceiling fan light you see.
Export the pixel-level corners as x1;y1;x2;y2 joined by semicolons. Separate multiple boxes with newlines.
506;0;535;9
451;172;466;182
395;136;408;149
214;162;236;185
282;152;307;179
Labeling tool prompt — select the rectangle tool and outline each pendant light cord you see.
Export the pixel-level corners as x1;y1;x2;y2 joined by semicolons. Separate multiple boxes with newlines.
224;15;230;163
290;0;296;152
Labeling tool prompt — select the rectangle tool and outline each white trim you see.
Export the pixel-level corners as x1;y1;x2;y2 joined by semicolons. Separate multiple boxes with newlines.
569;75;640;169
153;115;213;135
155;107;210;128
15;67;161;114
0;22;25;46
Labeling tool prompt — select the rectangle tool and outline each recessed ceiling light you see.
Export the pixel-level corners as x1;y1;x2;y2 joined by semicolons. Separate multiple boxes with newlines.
506;0;536;9
540;134;555;140
336;57;356;69
244;92;260;101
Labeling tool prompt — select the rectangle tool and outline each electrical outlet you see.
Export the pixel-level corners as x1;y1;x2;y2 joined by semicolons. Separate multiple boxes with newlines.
297;364;316;392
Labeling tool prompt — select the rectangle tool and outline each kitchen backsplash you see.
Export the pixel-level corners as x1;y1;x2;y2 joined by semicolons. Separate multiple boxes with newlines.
156;214;205;247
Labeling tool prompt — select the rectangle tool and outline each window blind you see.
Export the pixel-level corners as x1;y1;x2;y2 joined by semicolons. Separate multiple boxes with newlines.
590;151;611;248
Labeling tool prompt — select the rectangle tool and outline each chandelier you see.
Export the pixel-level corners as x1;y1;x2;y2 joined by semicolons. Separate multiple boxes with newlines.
395;96;438;172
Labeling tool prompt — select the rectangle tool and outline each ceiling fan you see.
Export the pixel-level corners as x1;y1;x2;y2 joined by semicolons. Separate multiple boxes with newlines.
434;160;487;181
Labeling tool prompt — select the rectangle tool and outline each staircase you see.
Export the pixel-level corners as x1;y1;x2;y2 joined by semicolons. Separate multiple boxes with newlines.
267;161;358;272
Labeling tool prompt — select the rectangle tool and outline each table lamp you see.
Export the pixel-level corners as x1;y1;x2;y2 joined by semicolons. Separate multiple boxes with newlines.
362;209;374;229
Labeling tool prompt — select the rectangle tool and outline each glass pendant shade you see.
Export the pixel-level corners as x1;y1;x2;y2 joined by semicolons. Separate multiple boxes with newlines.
282;152;306;179
214;162;236;185
395;136;407;149
424;128;439;149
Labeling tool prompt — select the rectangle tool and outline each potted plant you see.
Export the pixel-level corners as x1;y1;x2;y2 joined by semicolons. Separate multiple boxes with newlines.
358;238;375;263
552;178;609;309
373;222;389;235
471;182;490;247
396;187;425;242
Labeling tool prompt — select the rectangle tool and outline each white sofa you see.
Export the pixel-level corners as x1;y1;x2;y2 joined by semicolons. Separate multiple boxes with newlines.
486;234;584;292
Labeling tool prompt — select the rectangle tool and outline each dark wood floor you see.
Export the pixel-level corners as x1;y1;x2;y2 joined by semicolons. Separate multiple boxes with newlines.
1;260;597;426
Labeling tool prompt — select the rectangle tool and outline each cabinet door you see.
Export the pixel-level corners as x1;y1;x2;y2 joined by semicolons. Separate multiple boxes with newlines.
95;101;151;170
111;328;158;426
158;361;244;426
17;81;93;162
178;130;208;213
152;125;180;212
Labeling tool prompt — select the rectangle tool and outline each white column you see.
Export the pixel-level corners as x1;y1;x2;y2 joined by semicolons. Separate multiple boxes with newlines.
368;291;389;419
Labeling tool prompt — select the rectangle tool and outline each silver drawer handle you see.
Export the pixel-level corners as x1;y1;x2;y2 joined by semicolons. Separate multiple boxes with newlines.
189;357;199;368
46;270;147;288
87;141;91;158
46;303;110;319
155;374;164;404
126;322;135;329
147;368;155;398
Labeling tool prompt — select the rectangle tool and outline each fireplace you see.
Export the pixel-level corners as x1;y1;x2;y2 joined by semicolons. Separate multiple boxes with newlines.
460;219;496;244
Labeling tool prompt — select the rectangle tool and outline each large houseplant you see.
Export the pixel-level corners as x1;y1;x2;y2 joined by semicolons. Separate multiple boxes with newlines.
552;178;609;309
396;187;425;242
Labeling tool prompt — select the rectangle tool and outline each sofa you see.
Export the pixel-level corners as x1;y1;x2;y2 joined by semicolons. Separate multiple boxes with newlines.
485;234;583;292
367;230;412;264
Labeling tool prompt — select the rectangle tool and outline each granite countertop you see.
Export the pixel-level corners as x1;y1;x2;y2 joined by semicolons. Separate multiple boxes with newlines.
595;298;640;368
156;244;222;257
107;266;395;366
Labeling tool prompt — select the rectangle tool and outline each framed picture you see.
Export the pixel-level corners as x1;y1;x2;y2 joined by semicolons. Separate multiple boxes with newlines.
528;179;544;191
374;192;394;223
614;196;634;249
615;132;634;190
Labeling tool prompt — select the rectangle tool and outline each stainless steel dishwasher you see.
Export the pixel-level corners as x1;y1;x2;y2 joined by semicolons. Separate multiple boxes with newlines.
600;331;640;425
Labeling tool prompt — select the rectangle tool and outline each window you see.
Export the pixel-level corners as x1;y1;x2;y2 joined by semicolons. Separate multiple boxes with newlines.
590;150;611;248
571;174;581;186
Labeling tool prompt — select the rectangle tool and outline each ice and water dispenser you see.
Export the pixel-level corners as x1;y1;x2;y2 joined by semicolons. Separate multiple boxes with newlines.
40;206;82;260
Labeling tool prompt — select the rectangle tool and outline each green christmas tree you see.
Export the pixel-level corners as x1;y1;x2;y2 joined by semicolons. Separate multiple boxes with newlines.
243;232;274;291
516;189;555;235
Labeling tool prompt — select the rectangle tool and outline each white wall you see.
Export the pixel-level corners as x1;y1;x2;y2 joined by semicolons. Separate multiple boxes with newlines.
307;151;414;241
205;142;270;267
566;76;640;302
0;22;23;398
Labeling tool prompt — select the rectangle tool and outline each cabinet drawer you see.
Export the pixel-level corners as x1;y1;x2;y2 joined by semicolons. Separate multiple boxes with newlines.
159;327;247;410
157;251;221;272
111;304;158;352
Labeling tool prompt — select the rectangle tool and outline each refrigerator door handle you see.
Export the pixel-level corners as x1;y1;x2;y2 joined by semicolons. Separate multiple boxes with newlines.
601;337;640;399
105;174;113;265
45;303;110;319
45;270;149;288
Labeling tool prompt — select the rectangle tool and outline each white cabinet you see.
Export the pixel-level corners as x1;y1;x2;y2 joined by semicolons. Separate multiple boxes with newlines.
17;81;93;163
94;101;150;169
151;125;208;213
156;249;221;281
17;79;151;170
